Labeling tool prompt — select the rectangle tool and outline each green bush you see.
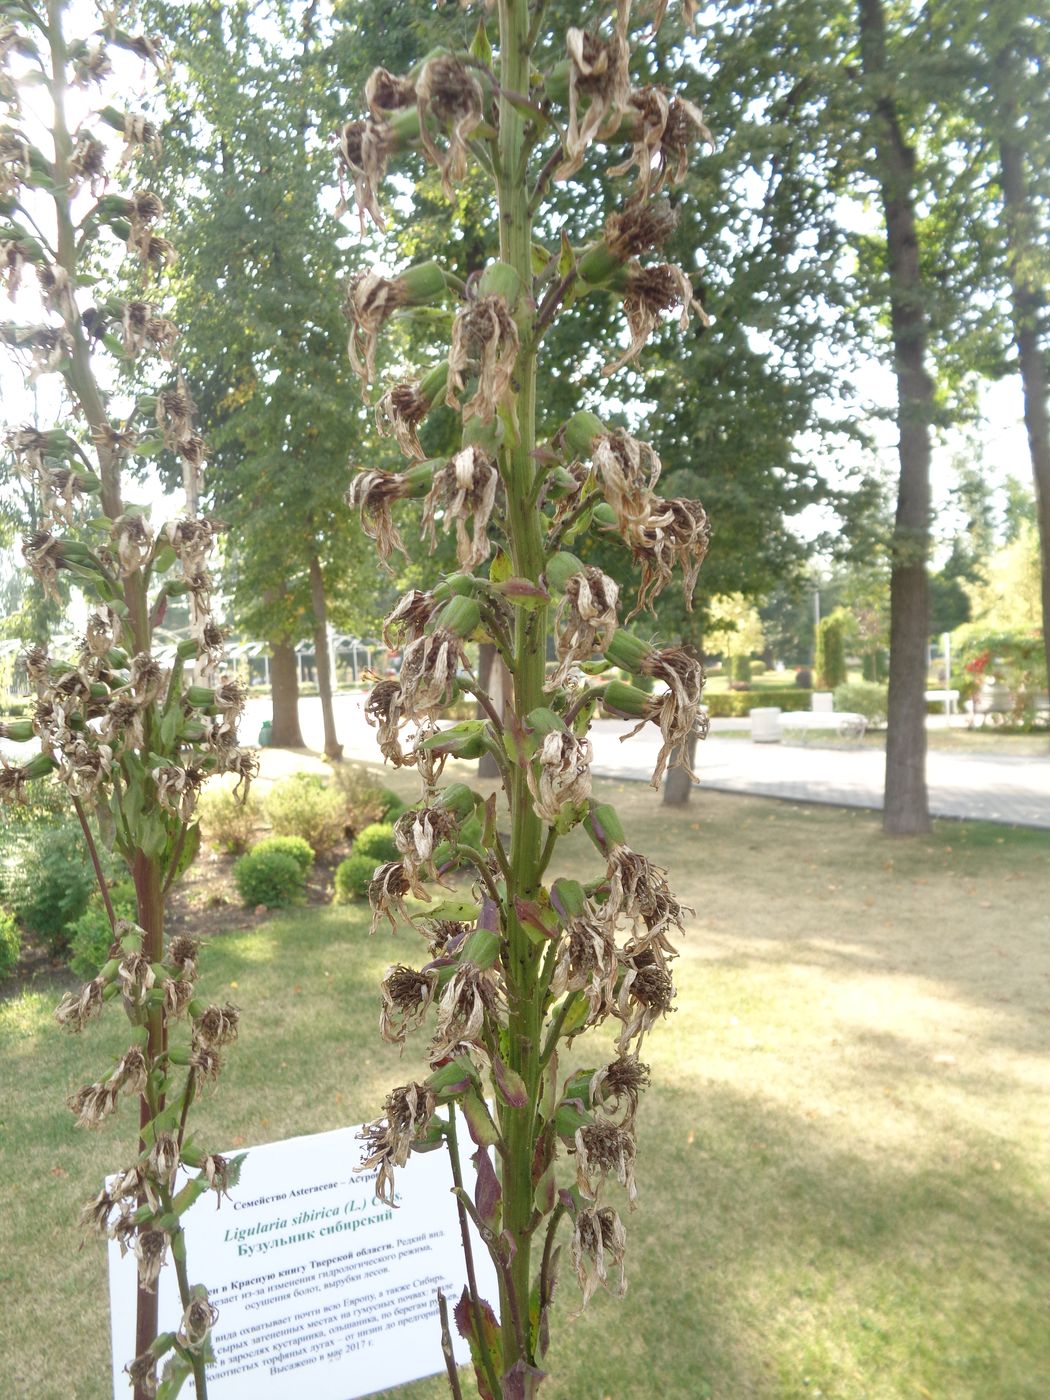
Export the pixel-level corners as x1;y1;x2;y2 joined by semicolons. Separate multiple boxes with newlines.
250;835;315;874
330;763;387;829
833;681;889;725
334;852;379;903
67;881;137;979
233;848;305;909
353;822;399;862
815;614;848;690
198;778;262;854
264;773;346;858
749;659;767;676
5;820;109;954
0;908;20;979
377;788;407;820
705;689;813;718
729;655;753;683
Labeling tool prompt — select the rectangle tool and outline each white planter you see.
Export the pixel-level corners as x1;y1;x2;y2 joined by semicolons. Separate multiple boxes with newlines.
751;707;782;743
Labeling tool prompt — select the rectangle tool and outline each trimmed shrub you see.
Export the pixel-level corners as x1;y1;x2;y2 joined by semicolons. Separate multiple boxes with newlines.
815;615;848;690
730;654;752;683
68;881;137;979
264;773;346;858
353;823;399;862
250;835;315;875
234;848;305;909
334;852;379;903
0;908;19;979
749;659;767;676
198;778;262;854
794;667;812;689
705;688;813;718
833;681;889;725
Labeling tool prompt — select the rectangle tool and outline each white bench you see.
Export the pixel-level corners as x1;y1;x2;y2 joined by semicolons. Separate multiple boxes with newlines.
750;707;867;742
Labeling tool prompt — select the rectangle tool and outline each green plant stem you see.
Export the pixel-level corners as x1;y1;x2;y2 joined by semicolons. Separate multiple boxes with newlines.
159;1201;209;1400
437;1290;465;1400
72;795;116;933
446;1106;502;1399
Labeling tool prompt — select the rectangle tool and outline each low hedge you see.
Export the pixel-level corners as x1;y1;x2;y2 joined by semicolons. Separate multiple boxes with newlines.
334;852;378;903
705;688;813;717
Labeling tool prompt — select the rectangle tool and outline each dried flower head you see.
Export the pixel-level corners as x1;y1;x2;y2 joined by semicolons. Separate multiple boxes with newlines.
193;1002;240;1049
604;262;705;376
528;729;593;825
380;963;437;1046
383;590;438;649
574;1119;637;1204
375;380;432;460
614;947;676;1053
604;200;679;260
364;679;409;766
591;430;663;544
429;961;504;1062
415;56;483;198
633;494;710;613
421;445;500;569
346;469;414;567
368;860;424;936
343;271;405;386
611;87;713;197
55;976;106;1032
589;1055;650;1126
68;1079;120;1127
133;1227;168;1291
549;910;618;1021
357;1082;436;1206
606;843;688;941
398;627;464;717
364;66;416;118
570;1204;628;1309
612;646;707;787
447;293;519;424
559;13;632;179
1;236;30;296
394;804;458;881
553;566;620;682
337;116;394;231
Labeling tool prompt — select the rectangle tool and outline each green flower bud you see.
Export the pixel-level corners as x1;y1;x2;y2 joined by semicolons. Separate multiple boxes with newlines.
398;259;450;306
478;259;524;307
437;782;477;819
585;801;625;852
550;878;587;922
185;686;215;707
526;706;568;737
0;721;34;742
418;361;450;404
434;595;482;640
176;638;199;660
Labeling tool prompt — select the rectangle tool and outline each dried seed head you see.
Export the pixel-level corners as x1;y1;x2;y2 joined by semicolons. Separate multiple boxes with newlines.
357;1082;436;1206
179;1288;219;1349
615;646;707;787
447;294;519;424
1;236;30;296
528;730;593;825
68;1080;120;1127
398;627;464;718
611;87;713;197
166;935;199;977
592;431;663;544
375;381;431;460
554;567;620;682
379;963;436;1045
559;18;632;179
343;271;405;386
415;56;483;198
570;1204;628;1309
55;977;106;1032
383;590;438;649
614;949;676;1054
364;679;408;766
193;1002;240;1049
337;116;394;231
346;468;414;568
429;962;504;1062
590;1055;650;1125
421;445;500;569
574;1119;638;1204
133;1227;168;1292
394;804;458;881
604;201;678;260
606;844;688;941
549;911;617;1022
604;263;705;377
632;494;711;614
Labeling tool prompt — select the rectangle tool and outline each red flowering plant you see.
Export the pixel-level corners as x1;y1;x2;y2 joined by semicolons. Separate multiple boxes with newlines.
337;0;711;1392
1;5;249;1396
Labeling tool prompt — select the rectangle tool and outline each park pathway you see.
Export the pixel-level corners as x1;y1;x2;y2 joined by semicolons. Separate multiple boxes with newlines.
242;695;1050;830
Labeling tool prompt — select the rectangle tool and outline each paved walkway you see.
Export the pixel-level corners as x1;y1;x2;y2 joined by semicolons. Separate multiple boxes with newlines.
242;696;1050;830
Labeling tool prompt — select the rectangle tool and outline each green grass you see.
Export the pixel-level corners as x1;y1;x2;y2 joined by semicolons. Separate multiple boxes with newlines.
3;784;1050;1398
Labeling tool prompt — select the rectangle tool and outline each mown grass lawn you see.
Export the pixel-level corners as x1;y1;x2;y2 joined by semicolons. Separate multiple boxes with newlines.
2;783;1049;1399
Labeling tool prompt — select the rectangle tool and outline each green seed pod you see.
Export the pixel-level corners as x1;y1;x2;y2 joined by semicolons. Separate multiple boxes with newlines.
185;686;215;707
478;259;524;307
403;459;441;495
176;638;199;660
577;240;621;287
604;631;654;674
399;259;450;306
418;361;450;404
526;706;568;737
434;595;482;640
437;782;477;819
585;801;626;851
603;679;652;719
550;878;587;922
544;551;585;593
592;502;617;527
0;720;35;742
562;409;606;458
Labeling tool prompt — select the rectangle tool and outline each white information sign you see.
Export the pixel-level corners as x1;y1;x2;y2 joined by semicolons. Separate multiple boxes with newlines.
108;1126;497;1399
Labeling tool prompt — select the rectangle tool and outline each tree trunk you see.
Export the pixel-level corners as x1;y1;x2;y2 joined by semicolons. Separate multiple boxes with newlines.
270;640;305;748
859;0;932;835
997;63;1050;703
477;641;510;780
663;730;699;806
309;553;343;761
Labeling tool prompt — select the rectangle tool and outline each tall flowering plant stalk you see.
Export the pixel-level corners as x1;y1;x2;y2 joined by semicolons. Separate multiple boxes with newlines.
339;0;710;1392
1;4;251;1396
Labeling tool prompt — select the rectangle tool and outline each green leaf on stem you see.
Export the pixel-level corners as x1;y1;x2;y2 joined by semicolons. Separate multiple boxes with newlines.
453;1288;502;1400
